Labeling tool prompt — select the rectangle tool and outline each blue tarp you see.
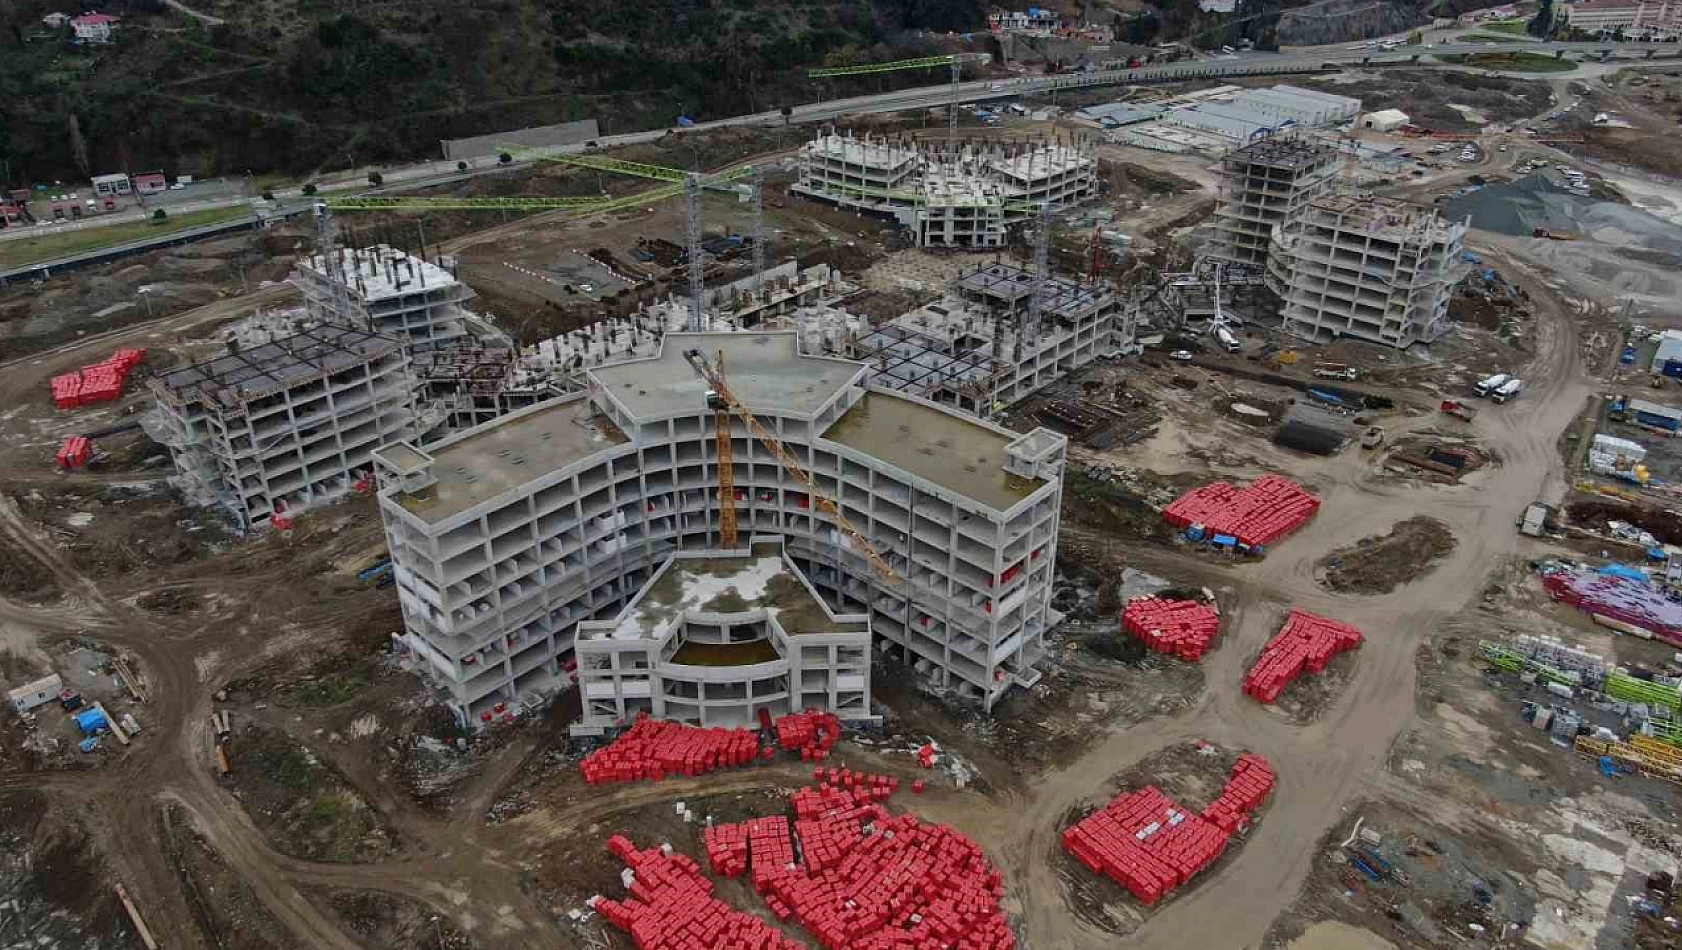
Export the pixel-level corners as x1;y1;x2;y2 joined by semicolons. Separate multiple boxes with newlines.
1212;534;1238;548
1649;546;1669;562
1597;564;1651;583
74;708;107;735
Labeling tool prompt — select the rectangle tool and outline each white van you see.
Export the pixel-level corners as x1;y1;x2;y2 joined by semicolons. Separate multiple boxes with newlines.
1492;378;1524;403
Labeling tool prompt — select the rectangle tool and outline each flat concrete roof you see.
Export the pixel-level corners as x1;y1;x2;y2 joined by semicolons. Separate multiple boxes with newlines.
589;332;865;421
605;549;865;646
395;397;627;522
821;392;1044;512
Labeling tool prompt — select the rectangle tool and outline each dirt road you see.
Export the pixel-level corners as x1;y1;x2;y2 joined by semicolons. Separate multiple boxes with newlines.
0;213;1598;950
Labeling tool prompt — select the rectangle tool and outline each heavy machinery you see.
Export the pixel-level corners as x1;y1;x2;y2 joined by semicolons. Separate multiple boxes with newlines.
809;53;993;143
682;347;901;584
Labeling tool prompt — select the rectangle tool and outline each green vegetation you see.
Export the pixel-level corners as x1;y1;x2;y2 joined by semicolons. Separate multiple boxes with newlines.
295;670;370;707
0;0;986;183
1468;32;1533;43
1484;19;1530;34
1439;51;1579;72
0;206;252;271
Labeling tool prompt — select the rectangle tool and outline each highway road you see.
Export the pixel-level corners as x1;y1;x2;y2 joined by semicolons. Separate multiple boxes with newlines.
3;36;1677;257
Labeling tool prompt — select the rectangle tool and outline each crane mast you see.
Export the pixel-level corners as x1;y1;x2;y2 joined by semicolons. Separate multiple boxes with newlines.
683;348;901;585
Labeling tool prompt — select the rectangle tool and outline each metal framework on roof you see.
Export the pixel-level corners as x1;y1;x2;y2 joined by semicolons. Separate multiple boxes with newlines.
152;324;401;410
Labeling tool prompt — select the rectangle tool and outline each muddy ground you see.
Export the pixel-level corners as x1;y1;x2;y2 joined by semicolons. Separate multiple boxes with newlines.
0;790;135;949
164;803;303;950
16;483;236;581
1317;516;1457;595
222;723;404;863
318;889;476;950
1291;69;1553;132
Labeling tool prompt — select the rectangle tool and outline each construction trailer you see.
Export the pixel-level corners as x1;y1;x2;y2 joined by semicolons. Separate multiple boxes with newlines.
144;324;420;530
371;332;1067;728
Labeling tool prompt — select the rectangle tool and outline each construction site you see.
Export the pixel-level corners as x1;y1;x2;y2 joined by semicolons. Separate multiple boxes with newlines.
9;37;1682;950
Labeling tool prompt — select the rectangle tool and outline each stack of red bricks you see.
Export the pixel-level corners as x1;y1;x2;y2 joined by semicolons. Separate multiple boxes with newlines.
1200;754;1275;833
581;716;761;784
1122;597;1221;660
1163;474;1320;549
56;436;94;470
1243;610;1364;704
51;348;146;409
1061;755;1275;905
592;835;806;950
774;710;841;760
681;772;1014;950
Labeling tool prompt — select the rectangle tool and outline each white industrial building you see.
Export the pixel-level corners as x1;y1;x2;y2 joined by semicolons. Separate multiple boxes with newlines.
1361;109;1411;132
147;324;421;530
1266;193;1471;348
792;133;1097;248
292;245;500;350
1107;85;1359;153
371;332;1066;728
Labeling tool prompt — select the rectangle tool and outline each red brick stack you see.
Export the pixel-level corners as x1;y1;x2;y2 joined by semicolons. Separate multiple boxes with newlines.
1242;610;1364;704
580;716;761;784
1163;474;1320;549
50;348;146;409
1122;597;1221;660
774;710;841;760
55;436;94;469
592;835;806;950
1061;754;1275;905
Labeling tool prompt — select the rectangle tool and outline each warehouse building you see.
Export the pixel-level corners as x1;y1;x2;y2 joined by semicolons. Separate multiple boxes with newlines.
147;324;420;530
372;332;1067;728
1266;193;1471;348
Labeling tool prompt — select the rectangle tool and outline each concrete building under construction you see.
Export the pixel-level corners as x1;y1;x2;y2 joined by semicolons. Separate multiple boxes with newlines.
146;324;419;530
1212;136;1338;267
792;133;1098;248
1266;193;1471;348
371;332;1066;728
292;245;499;350
845;262;1136;416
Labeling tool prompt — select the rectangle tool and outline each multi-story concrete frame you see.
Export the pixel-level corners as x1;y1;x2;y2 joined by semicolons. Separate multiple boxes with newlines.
793;133;1097;249
573;544;873;733
371;332;1066;727
1266;194;1471;348
293;245;497;350
1213;136;1338;267
147;325;419;530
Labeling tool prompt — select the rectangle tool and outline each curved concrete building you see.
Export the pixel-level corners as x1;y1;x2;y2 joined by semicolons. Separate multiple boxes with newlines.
372;332;1066;728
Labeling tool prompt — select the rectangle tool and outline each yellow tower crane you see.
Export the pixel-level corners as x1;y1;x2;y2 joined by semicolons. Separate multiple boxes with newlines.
682;347;901;584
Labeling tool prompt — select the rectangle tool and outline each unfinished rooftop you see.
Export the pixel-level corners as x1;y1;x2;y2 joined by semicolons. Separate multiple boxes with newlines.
297;244;461;302
589;332;867;420
149;324;403;410
824;392;1044;511
1224;134;1339;170
1297;193;1465;241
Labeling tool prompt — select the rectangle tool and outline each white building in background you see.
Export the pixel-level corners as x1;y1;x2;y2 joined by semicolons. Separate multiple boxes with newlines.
372;332;1066;727
1565;0;1682;35
792;133;1097;248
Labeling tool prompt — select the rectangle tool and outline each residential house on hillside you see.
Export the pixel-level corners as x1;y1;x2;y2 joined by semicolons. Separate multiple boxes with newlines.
71;12;120;43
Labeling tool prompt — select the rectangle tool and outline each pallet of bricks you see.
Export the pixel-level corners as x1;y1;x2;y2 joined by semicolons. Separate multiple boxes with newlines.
50;348;146;409
580;715;762;784
1163;474;1320;550
612;770;1016;950
1244;610;1363;704
774;709;841;760
1123;596;1220;660
1061;754;1275;904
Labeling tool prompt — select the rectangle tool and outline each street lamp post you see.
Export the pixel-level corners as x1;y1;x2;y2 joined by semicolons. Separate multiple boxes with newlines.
430;915;443;949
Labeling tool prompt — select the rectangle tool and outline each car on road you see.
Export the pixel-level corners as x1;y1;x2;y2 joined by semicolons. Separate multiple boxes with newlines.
1170;350;1194;362
989;82;1006;91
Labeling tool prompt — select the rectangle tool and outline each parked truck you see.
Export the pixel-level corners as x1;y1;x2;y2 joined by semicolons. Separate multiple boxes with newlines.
1475;373;1511;397
1519;501;1552;537
1314;362;1360;381
1440;399;1479;422
1493;377;1524;403
1214;325;1241;353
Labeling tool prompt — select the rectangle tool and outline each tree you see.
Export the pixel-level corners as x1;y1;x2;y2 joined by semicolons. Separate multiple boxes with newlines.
302;183;317;196
1528;0;1555;38
498;151;513;165
262;189;274;201
151;209;167;222
1124;13;1160;45
367;171;383;186
65;110;90;178
456;160;468;172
